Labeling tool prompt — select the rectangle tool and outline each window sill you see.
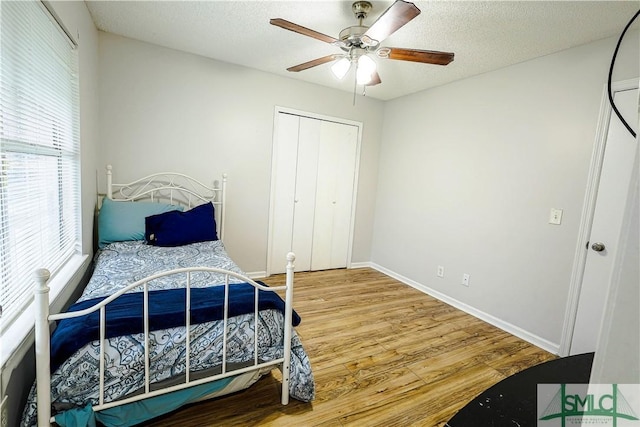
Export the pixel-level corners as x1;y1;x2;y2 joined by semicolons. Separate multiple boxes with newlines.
0;253;90;370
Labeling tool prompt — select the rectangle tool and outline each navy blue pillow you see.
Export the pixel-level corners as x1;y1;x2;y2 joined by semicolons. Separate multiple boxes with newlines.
145;202;218;247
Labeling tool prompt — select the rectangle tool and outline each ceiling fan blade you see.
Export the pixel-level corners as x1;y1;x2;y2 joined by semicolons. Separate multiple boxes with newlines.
287;54;341;72
270;18;339;45
366;70;382;86
362;0;420;45
379;47;454;65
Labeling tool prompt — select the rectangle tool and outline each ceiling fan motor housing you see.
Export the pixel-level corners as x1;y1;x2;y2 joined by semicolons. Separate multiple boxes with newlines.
339;1;382;51
339;26;370;49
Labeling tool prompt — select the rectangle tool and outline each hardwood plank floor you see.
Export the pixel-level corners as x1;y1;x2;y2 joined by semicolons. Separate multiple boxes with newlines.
141;268;556;426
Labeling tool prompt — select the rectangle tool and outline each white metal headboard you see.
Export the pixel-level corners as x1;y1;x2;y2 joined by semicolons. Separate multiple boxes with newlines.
104;165;227;241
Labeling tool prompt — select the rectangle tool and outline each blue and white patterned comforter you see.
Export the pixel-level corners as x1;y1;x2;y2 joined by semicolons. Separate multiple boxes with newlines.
21;240;315;426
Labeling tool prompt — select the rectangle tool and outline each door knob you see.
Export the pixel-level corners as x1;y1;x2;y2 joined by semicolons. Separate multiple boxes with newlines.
591;242;606;252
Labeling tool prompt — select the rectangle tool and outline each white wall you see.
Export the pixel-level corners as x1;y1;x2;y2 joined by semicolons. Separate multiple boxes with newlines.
97;32;385;274
371;33;639;351
0;2;100;426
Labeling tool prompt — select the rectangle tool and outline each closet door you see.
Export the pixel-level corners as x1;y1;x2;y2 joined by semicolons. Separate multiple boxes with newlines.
291;118;321;271
268;111;360;275
269;113;300;274
311;121;358;270
269;115;321;274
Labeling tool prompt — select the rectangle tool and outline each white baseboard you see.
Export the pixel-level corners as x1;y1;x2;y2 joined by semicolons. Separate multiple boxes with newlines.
348;261;372;269
369;262;560;355
246;271;267;279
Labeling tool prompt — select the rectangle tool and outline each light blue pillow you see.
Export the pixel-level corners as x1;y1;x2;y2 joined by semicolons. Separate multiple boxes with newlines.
98;198;183;249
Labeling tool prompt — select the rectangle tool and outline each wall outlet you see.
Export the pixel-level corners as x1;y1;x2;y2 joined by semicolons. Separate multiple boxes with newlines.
437;265;444;278
1;395;8;427
462;274;470;287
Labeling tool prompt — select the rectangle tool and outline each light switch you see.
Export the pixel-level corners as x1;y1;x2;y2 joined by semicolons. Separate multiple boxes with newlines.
549;208;563;225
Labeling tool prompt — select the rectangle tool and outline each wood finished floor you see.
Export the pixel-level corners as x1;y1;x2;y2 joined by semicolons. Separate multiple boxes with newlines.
141;268;556;427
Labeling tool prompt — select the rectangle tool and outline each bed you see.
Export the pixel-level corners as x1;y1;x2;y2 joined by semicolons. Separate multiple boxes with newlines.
22;166;315;427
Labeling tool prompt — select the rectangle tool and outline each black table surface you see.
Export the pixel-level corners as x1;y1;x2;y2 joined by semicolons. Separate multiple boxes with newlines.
445;352;594;427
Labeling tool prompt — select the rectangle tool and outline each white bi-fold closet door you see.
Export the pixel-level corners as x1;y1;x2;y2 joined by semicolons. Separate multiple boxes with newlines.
268;110;360;275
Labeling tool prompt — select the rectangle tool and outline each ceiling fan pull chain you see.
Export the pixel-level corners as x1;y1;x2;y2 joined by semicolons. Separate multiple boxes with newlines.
352;62;358;106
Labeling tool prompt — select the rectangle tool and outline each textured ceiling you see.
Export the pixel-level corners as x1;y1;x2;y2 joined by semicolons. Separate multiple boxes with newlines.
85;1;640;101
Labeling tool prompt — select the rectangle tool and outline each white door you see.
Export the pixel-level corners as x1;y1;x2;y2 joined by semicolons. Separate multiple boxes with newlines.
268;110;361;275
311;120;358;270
269;115;321;273
570;86;638;355
291;118;322;271
269;113;302;274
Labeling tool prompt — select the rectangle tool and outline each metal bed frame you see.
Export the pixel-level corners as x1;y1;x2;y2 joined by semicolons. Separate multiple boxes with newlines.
34;165;296;426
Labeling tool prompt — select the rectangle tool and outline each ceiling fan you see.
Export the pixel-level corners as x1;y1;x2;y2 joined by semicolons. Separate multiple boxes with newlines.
270;0;454;88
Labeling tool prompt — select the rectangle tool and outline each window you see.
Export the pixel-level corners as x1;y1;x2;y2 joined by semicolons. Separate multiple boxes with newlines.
0;1;81;330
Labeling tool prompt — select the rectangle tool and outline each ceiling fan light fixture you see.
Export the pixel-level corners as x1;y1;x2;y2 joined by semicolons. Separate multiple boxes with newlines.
356;54;376;85
331;57;351;79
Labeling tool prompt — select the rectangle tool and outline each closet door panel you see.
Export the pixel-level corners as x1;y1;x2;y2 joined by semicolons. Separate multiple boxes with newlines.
291;118;321;272
329;123;358;268
311;121;358;270
310;124;336;270
269;114;300;274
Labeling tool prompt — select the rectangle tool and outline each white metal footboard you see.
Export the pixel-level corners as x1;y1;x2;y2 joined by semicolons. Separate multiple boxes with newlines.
34;253;296;427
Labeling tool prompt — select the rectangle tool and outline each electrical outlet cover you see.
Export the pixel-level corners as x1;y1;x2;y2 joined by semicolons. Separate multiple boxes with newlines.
462;274;470;287
549;208;563;225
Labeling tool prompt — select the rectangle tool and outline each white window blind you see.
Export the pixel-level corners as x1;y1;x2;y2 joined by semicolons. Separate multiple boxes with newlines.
0;1;81;330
